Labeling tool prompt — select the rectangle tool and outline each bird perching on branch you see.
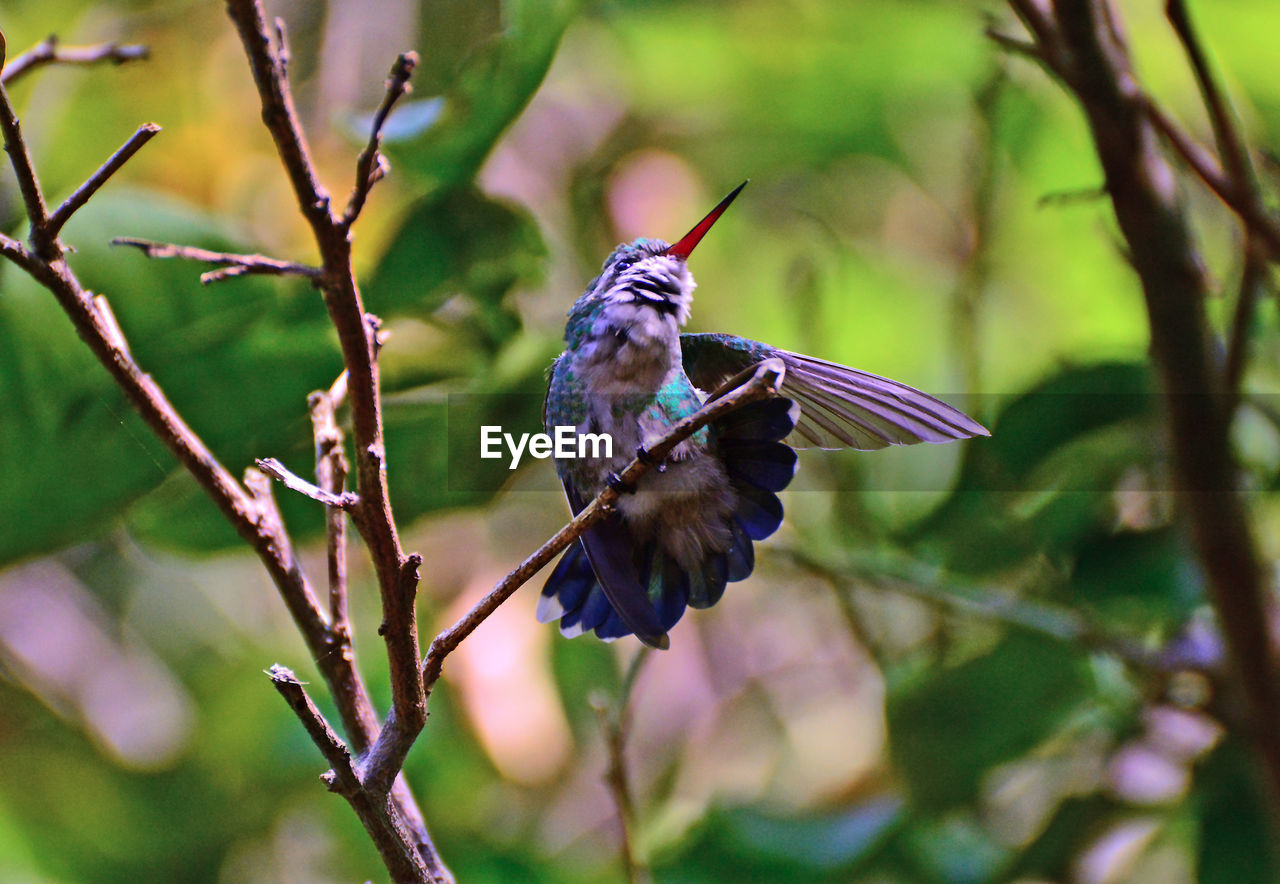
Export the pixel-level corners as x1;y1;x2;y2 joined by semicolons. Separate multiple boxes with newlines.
540;182;988;649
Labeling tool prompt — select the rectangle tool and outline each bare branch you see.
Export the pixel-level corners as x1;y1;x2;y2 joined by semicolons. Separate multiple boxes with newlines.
47;123;160;240
110;237;322;283
256;457;360;509
1225;235;1271;402
310;374;352;635
1165;0;1272;399
1166;0;1257;194
344;52;418;228
1022;0;1280;818
592;649;651;884
267;666;429;882
221;2;447;876
1;34;148;85
0;44;52;246
1140;99;1280;258
984;27;1044;64
225;0;425;727
3;9;446;880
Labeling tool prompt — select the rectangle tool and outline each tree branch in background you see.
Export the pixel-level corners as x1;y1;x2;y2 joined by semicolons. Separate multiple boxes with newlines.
47;124;160;240
591;649;652;884
0;34;147;85
311;373;353;639
0;19;448;883
268;666;428;882
1003;0;1280;821
344;53;417;228
1162;0;1274;403
219;1;431;769
110;237;322;284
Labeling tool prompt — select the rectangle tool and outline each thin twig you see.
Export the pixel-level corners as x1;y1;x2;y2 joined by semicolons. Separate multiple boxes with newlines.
1226;236;1270;403
1;35;148;85
1141;99;1280;258
111;237;322;283
47;124;160;240
0;40;52;248
343;52;418;228
309;374;352;635
1166;0;1257;194
984;27;1044;64
267;666;428;882
256;457;359;509
592;649;651;884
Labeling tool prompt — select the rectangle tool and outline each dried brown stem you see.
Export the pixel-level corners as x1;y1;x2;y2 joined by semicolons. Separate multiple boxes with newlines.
592;649;651;884
256;457;359;509
222;0;428;755
110;237;322;283
47;123;161;239
1;11;447;881
344;52;418;227
1;35;148;85
1140;99;1280;258
310;374;352;636
268;666;428;882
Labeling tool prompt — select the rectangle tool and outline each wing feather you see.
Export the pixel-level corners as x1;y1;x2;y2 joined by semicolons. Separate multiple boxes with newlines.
681;333;988;452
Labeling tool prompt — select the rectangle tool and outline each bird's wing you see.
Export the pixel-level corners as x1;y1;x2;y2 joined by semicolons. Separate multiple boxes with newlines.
681;333;989;450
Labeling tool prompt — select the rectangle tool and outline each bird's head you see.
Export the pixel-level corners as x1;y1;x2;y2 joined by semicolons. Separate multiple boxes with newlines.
567;182;747;339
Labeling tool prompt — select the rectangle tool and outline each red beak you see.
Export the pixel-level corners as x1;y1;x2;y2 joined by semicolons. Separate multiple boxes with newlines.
664;180;748;260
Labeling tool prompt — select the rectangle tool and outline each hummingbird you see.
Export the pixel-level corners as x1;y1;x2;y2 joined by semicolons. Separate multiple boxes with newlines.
539;182;988;649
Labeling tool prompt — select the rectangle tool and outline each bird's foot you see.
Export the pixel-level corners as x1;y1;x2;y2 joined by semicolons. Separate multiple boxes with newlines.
606;472;637;495
635;444;666;473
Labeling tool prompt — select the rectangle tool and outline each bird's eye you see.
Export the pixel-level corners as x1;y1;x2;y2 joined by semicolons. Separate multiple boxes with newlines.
615;260;632;273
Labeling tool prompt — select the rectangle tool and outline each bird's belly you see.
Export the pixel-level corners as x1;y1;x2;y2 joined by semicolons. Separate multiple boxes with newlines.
619;456;735;572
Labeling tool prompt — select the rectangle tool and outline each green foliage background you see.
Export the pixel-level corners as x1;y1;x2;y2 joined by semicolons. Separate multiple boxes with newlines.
1;0;1279;881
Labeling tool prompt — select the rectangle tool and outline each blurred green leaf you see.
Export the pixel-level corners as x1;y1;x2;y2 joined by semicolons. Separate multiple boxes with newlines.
887;634;1090;813
393;0;580;189
368;185;546;334
1196;739;1280;884
1071;528;1205;629
656;798;904;882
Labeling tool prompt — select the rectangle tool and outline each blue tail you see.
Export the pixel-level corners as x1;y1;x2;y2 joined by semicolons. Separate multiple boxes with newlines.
538;396;799;646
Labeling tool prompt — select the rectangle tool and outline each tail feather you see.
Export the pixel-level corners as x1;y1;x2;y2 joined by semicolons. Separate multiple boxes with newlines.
721;439;797;492
688;553;728;609
540;394;800;647
734;480;784;541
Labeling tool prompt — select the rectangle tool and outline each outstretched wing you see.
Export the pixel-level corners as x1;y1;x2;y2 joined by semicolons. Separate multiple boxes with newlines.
681;333;988;450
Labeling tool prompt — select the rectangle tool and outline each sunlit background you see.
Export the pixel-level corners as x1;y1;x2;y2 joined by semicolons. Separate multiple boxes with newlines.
2;0;1279;881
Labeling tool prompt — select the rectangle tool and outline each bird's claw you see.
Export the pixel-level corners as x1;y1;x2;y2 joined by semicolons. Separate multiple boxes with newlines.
635;445;666;473
606;472;636;495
